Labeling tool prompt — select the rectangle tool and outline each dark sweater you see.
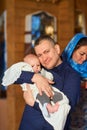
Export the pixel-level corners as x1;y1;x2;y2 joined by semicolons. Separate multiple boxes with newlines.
15;61;81;130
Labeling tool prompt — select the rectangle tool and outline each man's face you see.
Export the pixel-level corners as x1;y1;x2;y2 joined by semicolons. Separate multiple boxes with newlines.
34;40;62;69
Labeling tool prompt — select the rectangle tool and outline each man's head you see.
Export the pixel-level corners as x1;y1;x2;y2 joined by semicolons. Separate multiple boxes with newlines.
24;54;41;73
34;35;62;69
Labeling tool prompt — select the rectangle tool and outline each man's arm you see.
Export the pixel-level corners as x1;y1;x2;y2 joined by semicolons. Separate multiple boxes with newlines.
15;71;53;97
15;71;34;84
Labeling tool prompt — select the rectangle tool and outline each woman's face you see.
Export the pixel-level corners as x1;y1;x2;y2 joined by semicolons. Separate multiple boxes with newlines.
72;46;87;64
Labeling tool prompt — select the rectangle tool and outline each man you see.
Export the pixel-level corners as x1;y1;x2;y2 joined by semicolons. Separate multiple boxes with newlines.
15;35;80;130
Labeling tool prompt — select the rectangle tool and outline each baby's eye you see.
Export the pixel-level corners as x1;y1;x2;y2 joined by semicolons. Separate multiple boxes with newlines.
37;54;41;57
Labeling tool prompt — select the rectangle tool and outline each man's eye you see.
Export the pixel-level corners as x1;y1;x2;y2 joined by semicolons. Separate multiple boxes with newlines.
45;50;49;54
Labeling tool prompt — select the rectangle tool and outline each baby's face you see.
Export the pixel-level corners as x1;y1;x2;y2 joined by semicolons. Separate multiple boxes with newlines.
27;58;41;73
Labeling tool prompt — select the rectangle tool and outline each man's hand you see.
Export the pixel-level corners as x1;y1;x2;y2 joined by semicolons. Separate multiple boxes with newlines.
23;84;35;106
31;74;54;97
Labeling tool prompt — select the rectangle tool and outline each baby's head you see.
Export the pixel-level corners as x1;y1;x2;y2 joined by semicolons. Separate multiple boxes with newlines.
24;54;41;73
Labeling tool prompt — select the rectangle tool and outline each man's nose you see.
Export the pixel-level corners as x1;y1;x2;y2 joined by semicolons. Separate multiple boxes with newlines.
42;54;47;61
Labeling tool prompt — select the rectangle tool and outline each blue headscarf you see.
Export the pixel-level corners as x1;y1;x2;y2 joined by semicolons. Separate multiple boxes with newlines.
62;33;87;80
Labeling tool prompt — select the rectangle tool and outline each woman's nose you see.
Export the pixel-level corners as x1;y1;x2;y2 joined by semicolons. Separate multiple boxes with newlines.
83;54;87;61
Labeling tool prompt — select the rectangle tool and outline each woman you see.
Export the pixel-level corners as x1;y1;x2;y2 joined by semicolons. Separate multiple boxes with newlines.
62;33;87;130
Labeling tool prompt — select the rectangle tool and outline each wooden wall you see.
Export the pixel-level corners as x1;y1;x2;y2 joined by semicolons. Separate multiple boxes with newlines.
0;0;87;130
0;99;8;130
76;0;87;33
0;0;6;14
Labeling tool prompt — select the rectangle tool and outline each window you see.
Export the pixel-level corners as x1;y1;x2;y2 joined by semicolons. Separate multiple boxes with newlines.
25;11;57;54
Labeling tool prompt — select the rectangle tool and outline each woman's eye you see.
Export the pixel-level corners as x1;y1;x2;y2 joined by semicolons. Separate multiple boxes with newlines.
79;53;87;59
80;53;84;56
79;53;85;56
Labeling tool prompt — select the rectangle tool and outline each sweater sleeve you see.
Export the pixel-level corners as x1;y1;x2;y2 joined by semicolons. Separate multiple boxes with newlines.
15;71;34;84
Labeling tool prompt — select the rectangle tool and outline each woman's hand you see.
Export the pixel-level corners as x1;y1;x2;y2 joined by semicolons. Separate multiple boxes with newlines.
31;73;54;97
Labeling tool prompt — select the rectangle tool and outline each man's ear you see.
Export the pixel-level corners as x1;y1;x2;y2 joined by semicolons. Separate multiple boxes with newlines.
54;44;60;54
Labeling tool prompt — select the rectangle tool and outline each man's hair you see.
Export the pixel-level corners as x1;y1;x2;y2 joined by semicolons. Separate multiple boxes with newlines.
34;35;57;47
